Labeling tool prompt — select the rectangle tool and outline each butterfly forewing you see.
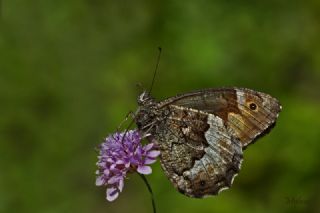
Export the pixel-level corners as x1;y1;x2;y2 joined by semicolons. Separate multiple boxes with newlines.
159;88;281;148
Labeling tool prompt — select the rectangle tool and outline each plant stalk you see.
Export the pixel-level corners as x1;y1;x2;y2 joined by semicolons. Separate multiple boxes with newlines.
139;174;156;213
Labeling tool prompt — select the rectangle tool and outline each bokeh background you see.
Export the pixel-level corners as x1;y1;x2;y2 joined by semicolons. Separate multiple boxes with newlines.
1;1;320;213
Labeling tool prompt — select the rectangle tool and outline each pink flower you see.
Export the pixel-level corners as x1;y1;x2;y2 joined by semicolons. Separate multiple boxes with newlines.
95;130;160;201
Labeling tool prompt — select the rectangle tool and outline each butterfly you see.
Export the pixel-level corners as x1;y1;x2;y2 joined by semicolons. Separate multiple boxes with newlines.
135;87;281;198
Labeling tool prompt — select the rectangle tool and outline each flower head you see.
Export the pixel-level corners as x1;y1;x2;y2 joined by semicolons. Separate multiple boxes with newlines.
95;129;160;201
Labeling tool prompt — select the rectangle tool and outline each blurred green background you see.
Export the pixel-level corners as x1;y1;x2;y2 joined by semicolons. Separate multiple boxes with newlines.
1;1;320;213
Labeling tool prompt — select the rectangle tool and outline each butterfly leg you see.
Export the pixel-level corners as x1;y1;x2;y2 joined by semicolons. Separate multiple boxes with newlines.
142;122;157;138
117;111;136;131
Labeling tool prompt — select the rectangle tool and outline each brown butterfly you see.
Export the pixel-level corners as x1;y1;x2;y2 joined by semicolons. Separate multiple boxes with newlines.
135;87;281;198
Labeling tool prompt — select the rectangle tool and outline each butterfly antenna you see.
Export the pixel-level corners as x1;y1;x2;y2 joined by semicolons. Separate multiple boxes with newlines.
148;47;162;94
120;118;135;144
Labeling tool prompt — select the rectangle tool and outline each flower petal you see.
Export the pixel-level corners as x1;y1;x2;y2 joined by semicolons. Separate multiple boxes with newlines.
109;175;123;184
118;178;124;192
135;147;143;156
103;169;110;176
95;176;105;186
106;158;114;163
144;158;157;165
106;187;119;202
116;160;124;164
137;165;152;174
147;150;160;158
143;143;154;152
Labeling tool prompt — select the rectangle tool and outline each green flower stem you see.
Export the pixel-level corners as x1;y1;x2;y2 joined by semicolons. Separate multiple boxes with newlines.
139;174;157;213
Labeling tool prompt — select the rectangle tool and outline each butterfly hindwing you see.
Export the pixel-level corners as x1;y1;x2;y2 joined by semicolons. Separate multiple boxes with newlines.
153;105;243;197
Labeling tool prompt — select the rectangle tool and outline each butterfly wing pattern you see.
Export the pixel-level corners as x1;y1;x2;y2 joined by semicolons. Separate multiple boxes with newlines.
135;87;281;198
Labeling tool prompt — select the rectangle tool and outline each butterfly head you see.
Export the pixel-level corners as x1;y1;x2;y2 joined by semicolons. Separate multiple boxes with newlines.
135;91;157;131
137;91;155;106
